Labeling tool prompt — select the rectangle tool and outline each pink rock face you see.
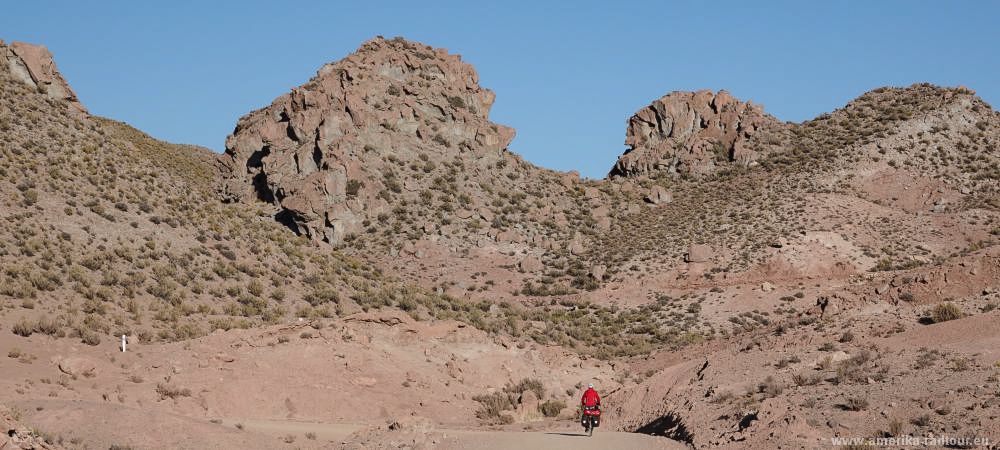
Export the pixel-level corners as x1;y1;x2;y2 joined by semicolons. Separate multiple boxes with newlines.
609;90;783;177
219;37;517;243
1;41;87;114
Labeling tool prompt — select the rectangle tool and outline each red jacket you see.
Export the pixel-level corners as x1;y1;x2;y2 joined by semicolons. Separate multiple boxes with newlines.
581;388;600;407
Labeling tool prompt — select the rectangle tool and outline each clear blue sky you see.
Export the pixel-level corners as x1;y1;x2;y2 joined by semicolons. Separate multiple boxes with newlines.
3;1;998;178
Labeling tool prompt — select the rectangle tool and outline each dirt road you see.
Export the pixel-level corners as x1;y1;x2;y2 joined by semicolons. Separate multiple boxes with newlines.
233;418;686;449
15;399;682;449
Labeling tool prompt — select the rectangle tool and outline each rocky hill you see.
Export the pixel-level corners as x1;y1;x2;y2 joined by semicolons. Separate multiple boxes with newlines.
220;37;517;243
609;90;785;177
218;37;633;297
0;39;683;360
592;83;999;274
216;37;1000;314
0;42;459;346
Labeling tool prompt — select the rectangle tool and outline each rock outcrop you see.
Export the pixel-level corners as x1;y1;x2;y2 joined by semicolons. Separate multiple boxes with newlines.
1;40;86;114
609;90;782;177
219;37;517;243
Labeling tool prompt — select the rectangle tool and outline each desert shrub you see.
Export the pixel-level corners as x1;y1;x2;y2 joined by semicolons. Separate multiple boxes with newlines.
911;414;931;427
843;396;869;411
757;376;783;398
539;400;565;417
12;319;34;337
775;355;801;368
346;179;364;196
447;96;466;109
914;348;942;369
432;134;450;147
246;280;264;297
471;392;516;421
22;189;39;206
835;350;878;385
886;418;905;437
792;372;822;386
505;378;545;398
80;331;101;346
11;317;60;337
155;383;191;399
928;303;963;323
949;357;971;372
304;287;339;306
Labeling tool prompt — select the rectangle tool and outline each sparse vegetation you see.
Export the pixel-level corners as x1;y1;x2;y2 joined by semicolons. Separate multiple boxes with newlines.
539;400;565;417
155;383;192;399
927;303;964;323
843;396;869;411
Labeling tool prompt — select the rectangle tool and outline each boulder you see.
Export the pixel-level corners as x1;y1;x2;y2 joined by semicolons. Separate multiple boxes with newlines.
560;171;580;187
515;390;542;422
685;244;713;263
644;185;673;205
590;265;606;281
519;390;539;410
57;356;98;377
496;230;520;243
761;282;775;292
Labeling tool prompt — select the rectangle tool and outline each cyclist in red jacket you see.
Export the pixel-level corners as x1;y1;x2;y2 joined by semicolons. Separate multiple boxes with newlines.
581;383;600;408
580;383;601;431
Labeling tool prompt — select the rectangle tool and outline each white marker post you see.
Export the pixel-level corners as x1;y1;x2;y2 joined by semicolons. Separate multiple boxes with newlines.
121;334;127;353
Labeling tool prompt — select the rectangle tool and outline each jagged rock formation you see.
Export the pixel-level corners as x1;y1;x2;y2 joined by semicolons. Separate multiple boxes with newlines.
220;37;518;243
0;40;86;114
609;90;782;177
